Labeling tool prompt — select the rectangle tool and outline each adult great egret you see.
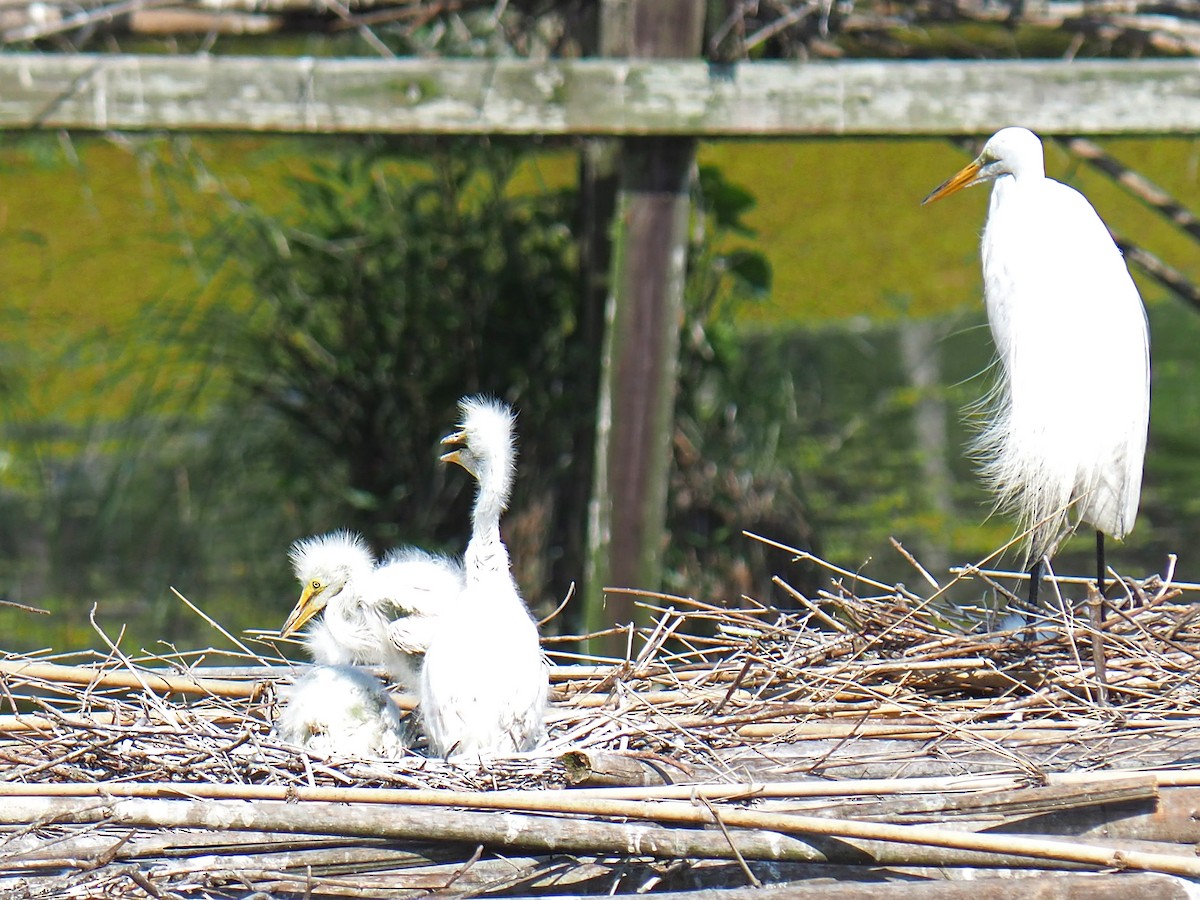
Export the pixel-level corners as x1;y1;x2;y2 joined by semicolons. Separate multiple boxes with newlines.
282;531;464;688
419;396;548;760
923;126;1150;607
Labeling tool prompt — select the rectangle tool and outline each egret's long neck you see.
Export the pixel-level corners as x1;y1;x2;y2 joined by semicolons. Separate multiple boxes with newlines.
464;453;514;582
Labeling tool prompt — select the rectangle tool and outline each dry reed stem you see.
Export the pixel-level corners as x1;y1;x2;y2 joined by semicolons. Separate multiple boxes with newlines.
0;660;257;699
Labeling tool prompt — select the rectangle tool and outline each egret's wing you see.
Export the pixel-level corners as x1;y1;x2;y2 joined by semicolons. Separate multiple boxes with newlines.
370;549;465;619
387;614;440;656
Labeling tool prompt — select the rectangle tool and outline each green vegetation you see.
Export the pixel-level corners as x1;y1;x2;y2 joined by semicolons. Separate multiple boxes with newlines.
195;141;584;544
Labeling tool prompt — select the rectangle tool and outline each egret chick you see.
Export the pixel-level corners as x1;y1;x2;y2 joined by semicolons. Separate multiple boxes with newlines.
282;530;464;688
923;127;1150;606
276;664;408;759
420;396;548;760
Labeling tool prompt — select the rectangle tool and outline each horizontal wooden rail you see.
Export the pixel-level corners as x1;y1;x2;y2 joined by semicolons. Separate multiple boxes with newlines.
0;54;1197;136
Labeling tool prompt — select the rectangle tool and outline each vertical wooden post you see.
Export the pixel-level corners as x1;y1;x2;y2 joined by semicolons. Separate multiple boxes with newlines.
898;318;954;578
584;0;706;653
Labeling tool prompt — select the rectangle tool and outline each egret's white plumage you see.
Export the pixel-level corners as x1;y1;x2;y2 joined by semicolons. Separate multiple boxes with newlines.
419;396;548;760
276;664;408;759
924;127;1150;594
282;530;464;688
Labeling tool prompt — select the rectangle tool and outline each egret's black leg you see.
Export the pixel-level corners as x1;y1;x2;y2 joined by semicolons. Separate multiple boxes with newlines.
1024;557;1045;637
1028;557;1044;609
1096;529;1106;599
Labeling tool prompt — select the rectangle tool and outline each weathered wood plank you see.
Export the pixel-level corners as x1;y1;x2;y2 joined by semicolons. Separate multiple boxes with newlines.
0;54;1197;135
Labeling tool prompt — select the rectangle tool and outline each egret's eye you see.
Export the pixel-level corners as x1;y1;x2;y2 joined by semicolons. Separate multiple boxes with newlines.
311;580;321;591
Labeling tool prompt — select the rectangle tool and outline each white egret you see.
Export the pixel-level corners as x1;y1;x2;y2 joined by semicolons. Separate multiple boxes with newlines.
419;396;549;760
282;530;464;688
923;126;1150;607
275;663;408;759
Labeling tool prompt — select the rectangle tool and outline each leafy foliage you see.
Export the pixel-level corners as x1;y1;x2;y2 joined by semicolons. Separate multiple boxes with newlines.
198;141;586;563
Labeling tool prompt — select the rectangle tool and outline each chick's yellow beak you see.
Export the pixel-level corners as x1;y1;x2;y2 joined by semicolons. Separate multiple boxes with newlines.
921;160;982;206
280;583;323;638
439;429;466;466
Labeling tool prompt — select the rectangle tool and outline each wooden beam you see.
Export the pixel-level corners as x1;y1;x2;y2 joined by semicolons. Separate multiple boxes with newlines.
1;54;1197;135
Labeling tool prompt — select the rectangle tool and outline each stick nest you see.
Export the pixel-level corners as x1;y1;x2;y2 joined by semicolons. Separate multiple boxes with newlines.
3;546;1200;896
5;551;1200;787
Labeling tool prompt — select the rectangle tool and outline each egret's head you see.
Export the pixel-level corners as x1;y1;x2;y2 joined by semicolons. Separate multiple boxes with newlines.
282;530;374;637
922;126;1045;206
439;396;517;505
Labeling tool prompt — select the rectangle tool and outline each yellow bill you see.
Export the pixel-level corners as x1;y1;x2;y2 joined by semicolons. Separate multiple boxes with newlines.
921;160;983;206
440;429;467;466
280;582;325;638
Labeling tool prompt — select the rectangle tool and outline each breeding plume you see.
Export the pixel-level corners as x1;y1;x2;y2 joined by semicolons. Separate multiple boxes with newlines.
923;126;1150;606
420;396;548;760
282;530;464;688
275;664;408;759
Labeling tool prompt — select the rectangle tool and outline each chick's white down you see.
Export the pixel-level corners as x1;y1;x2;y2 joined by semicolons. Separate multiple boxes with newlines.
420;396;548;760
275;664;408;759
924;127;1150;575
283;530;464;688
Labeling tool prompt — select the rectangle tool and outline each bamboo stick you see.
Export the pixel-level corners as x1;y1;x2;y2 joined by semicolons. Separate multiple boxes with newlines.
732;724;1077;740
0;775;1012;802
0;660;259;699
10;770;1200;804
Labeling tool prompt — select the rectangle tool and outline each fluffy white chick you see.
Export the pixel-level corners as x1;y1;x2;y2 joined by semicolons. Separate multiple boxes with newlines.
419;397;548;761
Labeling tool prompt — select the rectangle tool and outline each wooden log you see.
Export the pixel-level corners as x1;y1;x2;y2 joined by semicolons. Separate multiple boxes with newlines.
1003;786;1200;845
584;132;696;642
0;835;624;896
713;734;1200;781
6;784;1200;875
0;797;840;864
5;796;1200;872
559;749;691;787
805;777;1160;826
590;872;1198;899
0;55;1197;135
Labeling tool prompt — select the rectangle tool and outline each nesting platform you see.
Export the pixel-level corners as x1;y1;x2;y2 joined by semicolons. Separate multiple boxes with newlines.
2;553;1200;898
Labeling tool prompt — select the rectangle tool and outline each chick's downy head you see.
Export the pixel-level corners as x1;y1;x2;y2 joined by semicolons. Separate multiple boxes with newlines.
439;396;516;504
282;530;375;637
